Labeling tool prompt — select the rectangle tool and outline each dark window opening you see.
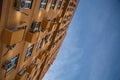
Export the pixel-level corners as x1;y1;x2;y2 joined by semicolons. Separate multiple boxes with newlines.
37;39;43;50
51;19;56;24
62;0;66;9
32;58;37;64
41;27;46;32
41;51;45;54
74;0;78;2
18;68;26;76
50;0;57;9
40;0;48;9
45;34;50;43
26;44;34;58
33;70;37;77
24;0;33;9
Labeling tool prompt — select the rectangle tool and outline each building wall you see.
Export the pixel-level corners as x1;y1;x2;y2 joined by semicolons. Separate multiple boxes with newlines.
0;0;79;80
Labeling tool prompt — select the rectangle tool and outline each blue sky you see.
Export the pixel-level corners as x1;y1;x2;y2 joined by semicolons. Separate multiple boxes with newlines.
43;0;120;80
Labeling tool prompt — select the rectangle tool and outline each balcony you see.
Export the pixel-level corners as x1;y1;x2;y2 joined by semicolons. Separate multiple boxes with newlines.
25;31;39;43
2;28;25;45
41;20;51;29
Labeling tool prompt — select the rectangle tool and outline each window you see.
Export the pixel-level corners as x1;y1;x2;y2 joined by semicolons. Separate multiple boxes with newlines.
59;36;62;40
39;63;42;68
62;0;66;9
67;8;69;11
69;2;74;7
30;22;40;33
51;19;56;24
18;68;26;76
58;29;63;34
49;35;53;41
57;0;63;9
41;27;46;32
41;51;45;54
37;39;43;50
54;40;59;46
26;45;34;58
62;20;67;24
32;58;37;64
0;0;3;19
40;0;48;9
45;35;50;43
50;0;57;9
2;55;19;73
24;0;33;9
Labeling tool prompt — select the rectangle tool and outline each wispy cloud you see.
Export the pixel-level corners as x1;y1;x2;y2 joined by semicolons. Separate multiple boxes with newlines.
43;0;120;80
43;41;84;80
43;26;84;80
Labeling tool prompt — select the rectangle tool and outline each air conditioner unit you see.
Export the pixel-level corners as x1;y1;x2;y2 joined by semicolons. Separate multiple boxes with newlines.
30;22;40;33
25;31;39;43
2;24;26;45
16;0;26;11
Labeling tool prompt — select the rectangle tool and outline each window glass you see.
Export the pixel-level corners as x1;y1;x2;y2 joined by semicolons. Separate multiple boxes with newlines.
40;0;48;9
50;0;57;9
24;0;33;9
18;68;26;76
45;35;50;43
26;45;34;58
37;39;43;50
32;58;37;64
2;55;19;73
0;0;3;19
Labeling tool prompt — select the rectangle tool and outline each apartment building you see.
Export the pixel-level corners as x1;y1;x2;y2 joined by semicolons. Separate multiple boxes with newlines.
0;0;79;80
